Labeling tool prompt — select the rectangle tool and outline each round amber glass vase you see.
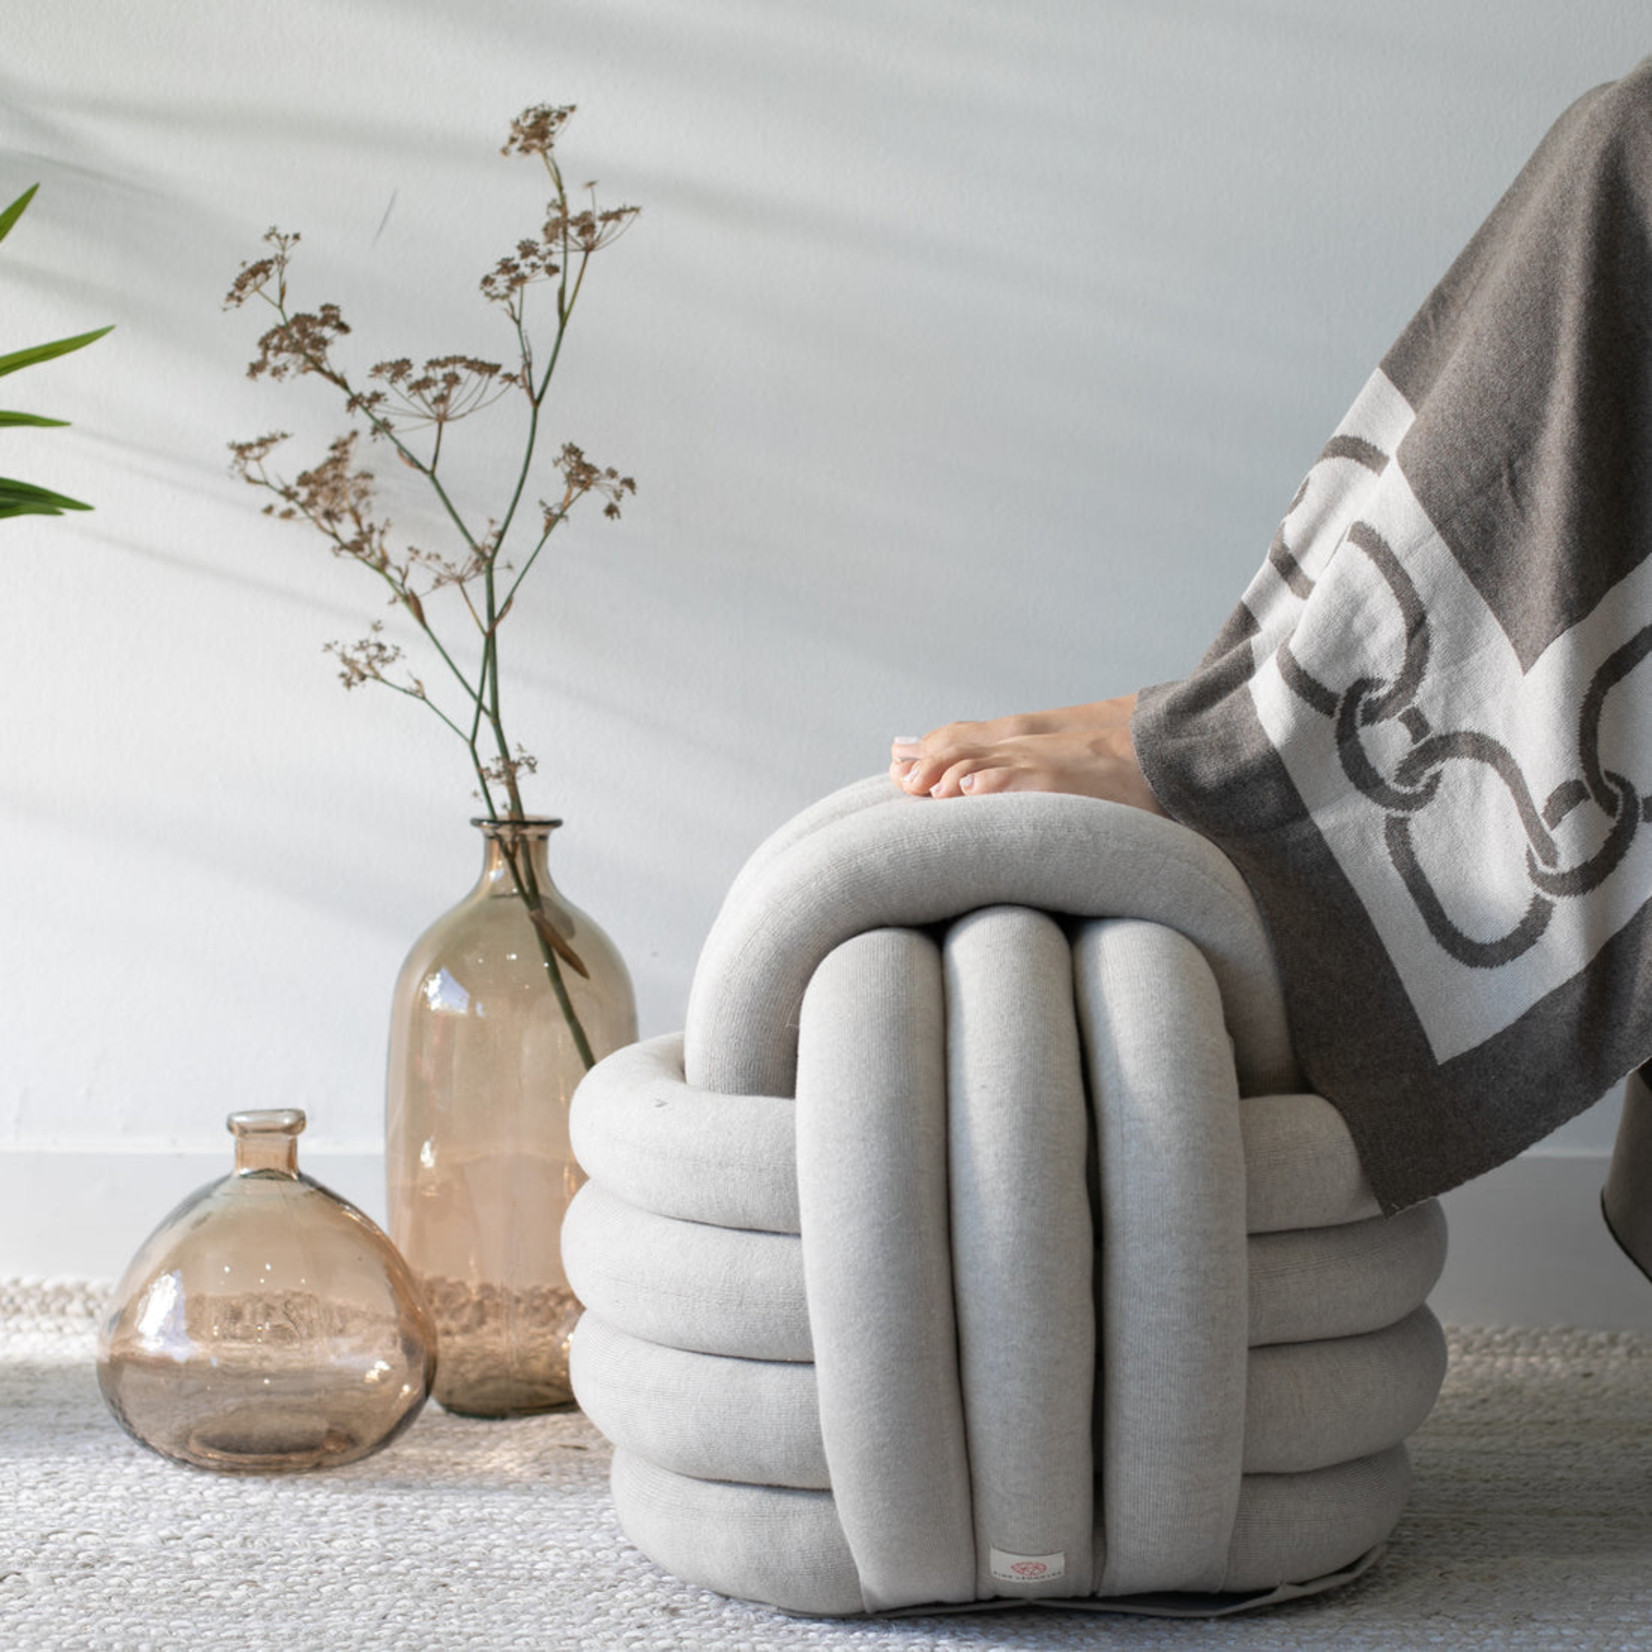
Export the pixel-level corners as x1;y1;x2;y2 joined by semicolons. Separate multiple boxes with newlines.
97;1109;437;1473
386;817;636;1417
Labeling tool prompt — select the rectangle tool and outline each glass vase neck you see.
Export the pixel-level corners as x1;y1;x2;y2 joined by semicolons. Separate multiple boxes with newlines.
470;816;563;897
229;1109;304;1177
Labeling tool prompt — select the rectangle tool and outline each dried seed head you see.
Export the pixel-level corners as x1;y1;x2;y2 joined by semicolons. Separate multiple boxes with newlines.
247;303;350;382
544;199;639;255
223;229;300;310
502;105;575;159
227;432;290;476
542;442;637;528
368;354;506;426
324;621;403;690
480;238;561;304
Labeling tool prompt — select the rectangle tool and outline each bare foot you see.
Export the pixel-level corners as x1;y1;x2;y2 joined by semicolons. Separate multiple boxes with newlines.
889;694;1165;816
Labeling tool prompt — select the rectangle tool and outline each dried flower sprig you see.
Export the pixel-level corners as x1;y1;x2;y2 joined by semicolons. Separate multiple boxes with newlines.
225;105;638;1069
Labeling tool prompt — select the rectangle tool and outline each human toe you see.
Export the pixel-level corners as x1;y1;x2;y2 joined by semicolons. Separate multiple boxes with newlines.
958;763;1018;795
928;756;994;798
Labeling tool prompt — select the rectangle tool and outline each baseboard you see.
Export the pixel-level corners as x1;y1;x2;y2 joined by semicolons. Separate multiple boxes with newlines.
1433;1152;1652;1329
3;1146;1650;1329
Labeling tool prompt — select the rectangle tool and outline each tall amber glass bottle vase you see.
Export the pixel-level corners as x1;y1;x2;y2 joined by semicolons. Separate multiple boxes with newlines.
386;818;635;1416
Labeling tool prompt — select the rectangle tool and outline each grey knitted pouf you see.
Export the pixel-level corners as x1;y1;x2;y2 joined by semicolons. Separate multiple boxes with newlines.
565;779;1448;1619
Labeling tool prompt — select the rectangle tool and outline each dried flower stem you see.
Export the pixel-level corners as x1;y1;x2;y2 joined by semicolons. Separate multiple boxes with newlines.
226;106;637;1071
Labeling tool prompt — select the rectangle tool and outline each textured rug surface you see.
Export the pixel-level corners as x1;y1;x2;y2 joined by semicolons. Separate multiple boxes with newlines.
4;1281;1651;1651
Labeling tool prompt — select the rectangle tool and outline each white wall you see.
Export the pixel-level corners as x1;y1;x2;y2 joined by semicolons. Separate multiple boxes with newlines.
3;1;1650;1318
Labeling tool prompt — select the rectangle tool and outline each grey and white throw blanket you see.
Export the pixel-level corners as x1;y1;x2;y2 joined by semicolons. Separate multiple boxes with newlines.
1134;60;1652;1215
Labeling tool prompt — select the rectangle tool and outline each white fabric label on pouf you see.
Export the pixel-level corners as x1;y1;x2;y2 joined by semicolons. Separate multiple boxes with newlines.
989;1549;1067;1586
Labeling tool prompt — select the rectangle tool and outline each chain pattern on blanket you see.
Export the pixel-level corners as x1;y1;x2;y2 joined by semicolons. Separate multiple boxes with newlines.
564;781;1450;1620
1270;428;1652;972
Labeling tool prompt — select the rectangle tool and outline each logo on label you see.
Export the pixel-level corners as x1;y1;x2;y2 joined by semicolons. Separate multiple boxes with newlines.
988;1547;1065;1586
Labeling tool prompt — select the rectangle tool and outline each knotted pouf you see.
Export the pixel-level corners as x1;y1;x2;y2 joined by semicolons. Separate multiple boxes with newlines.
564;777;1448;1619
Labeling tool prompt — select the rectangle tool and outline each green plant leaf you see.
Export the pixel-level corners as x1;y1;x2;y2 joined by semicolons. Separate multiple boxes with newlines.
0;475;92;515
0;324;114;380
0;501;74;519
0;187;107;527
0;184;38;246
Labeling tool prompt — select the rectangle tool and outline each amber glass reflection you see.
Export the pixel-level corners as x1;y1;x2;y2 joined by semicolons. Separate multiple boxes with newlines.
385;818;636;1417
97;1110;436;1473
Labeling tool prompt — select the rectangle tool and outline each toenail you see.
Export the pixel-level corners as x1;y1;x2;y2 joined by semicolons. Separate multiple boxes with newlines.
960;773;975;790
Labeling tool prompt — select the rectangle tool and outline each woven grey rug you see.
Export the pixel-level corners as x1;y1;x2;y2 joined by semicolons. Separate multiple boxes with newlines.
4;1282;1650;1651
